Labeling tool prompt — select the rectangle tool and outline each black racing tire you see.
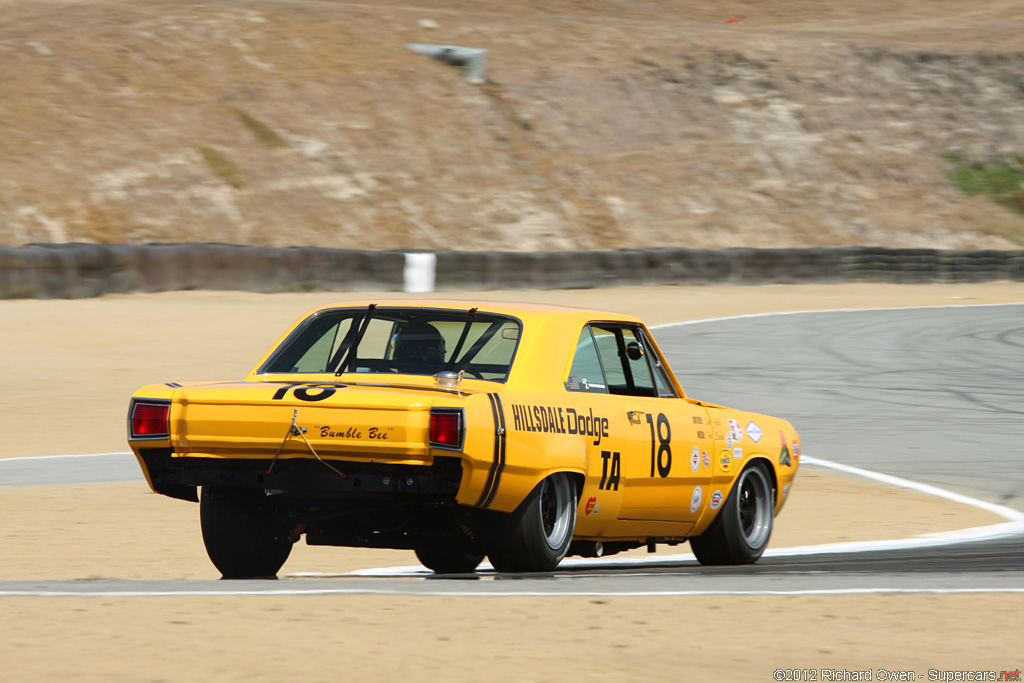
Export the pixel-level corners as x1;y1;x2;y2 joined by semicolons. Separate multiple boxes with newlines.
487;473;578;573
414;538;486;574
690;461;775;566
200;486;294;579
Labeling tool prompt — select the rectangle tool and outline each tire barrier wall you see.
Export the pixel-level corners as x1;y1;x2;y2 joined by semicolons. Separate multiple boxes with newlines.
1;243;1023;300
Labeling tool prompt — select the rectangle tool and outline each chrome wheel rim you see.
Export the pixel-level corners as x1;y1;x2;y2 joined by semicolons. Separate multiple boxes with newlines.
736;466;773;550
539;476;574;550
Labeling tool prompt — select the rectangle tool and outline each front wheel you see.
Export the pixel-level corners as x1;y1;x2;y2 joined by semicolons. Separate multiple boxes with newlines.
690;462;775;565
487;473;578;573
415;537;485;574
200;486;294;579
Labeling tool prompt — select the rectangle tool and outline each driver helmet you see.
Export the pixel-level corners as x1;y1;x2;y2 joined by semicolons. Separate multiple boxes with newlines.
391;321;446;373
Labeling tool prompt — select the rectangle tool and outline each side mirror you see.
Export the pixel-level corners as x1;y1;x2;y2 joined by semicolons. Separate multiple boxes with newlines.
625;341;645;361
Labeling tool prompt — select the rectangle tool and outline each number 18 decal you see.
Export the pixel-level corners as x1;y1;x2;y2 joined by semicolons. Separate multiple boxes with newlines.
646;412;672;478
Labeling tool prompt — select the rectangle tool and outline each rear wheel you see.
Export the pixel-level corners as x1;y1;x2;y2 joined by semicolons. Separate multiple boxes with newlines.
691;462;774;565
487;473;577;573
200;486;293;579
415;537;485;574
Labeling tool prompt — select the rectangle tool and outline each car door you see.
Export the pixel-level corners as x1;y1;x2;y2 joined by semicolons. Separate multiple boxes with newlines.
561;323;628;532
584;323;715;524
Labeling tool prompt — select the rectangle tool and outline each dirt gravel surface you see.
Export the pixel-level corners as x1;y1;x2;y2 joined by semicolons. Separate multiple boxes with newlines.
1;282;1021;681
2;595;1021;682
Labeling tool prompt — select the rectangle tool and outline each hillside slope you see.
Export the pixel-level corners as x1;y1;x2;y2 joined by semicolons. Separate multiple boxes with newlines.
3;0;1024;250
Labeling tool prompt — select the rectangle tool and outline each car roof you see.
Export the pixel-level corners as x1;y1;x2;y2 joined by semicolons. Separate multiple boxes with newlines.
305;299;646;326
250;299;675;394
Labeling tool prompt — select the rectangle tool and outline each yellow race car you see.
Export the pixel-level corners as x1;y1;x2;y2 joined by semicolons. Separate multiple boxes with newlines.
127;301;799;577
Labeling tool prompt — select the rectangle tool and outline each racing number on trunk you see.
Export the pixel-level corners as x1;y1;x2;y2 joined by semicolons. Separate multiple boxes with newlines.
646;412;672;478
271;384;337;402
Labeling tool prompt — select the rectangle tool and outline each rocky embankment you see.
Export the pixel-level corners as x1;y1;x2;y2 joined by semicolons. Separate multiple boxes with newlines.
2;0;1024;251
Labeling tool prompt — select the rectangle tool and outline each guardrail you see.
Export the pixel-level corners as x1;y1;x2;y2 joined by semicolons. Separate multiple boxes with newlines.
0;243;1022;299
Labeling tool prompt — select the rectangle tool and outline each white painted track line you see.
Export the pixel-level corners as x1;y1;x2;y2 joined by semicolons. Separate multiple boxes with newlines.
318;455;1024;579
0;451;132;463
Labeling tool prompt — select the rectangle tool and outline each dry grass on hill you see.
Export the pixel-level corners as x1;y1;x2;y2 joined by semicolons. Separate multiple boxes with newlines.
2;0;1024;251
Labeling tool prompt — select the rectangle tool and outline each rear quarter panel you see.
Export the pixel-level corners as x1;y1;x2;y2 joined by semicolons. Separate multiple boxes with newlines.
690;407;800;535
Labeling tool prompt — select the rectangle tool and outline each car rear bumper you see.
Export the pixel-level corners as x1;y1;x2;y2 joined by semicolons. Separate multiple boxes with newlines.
136;446;463;503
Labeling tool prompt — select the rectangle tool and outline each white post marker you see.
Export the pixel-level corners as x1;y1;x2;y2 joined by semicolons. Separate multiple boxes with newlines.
403;252;436;293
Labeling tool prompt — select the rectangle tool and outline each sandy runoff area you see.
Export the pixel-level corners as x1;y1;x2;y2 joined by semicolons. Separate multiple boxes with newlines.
1;281;1022;681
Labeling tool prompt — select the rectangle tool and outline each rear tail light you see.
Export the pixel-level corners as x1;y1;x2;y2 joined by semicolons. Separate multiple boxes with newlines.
129;400;170;439
429;410;464;451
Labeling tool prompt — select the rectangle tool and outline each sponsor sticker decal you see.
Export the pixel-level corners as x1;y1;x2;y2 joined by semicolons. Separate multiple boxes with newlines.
725;433;733;448
728;418;744;442
690;446;700;473
702;450;710;468
710;489;723;510
690;486;703;514
746;421;762;443
718;451;732;473
779;431;792;466
585;497;600;516
732;445;743;460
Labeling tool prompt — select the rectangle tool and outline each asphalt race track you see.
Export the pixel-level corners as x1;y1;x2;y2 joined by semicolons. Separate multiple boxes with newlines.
3;304;1023;596
657;303;1024;508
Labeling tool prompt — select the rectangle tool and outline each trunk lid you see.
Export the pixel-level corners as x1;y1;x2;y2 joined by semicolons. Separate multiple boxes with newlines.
169;381;464;463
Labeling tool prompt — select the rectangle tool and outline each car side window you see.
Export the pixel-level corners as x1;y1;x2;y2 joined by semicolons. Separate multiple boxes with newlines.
565;327;608;393
641;328;678;398
621;328;654;391
594;326;654;397
582;323;678;398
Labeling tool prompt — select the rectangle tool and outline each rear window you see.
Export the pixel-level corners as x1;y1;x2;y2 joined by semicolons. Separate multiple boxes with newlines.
259;307;522;382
